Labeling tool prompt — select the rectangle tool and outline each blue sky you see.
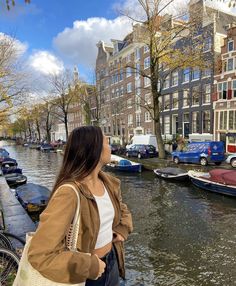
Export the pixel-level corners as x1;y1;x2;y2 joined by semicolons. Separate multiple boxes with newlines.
0;0;133;81
0;0;234;83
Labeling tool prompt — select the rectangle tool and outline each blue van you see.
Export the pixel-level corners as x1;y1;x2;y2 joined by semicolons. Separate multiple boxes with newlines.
171;141;225;166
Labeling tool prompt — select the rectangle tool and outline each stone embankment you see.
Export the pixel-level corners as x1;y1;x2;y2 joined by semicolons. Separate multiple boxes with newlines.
0;177;35;238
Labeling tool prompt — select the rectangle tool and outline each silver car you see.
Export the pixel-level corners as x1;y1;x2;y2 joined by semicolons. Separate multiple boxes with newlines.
225;153;236;168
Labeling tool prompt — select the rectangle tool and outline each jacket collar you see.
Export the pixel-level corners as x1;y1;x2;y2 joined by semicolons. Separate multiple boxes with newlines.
74;171;120;199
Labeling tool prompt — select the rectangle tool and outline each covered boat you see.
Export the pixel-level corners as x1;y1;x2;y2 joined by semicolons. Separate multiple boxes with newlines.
5;173;27;188
15;183;50;213
106;155;142;173
1;158;22;175
154;167;188;181
188;169;236;196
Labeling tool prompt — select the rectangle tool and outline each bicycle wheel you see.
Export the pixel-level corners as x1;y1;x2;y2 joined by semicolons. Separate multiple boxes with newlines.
0;233;13;250
2;232;25;251
0;247;20;285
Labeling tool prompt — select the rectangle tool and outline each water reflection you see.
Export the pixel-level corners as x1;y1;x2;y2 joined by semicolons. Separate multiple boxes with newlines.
4;145;236;285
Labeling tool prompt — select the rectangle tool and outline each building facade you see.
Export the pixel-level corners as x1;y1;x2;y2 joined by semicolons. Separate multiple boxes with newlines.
213;24;236;153
96;0;236;144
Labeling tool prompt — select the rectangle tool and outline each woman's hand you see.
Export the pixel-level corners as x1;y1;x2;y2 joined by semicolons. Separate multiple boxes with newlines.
95;256;106;279
112;232;125;243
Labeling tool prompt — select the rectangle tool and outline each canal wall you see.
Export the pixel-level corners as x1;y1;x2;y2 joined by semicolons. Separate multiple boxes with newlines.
0;177;36;238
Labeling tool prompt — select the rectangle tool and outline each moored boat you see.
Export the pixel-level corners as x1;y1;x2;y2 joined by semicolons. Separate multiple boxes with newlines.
5;173;27;188
15;183;50;213
1;158;22;175
154;167;188;181
188;169;236;197
106;155;142;173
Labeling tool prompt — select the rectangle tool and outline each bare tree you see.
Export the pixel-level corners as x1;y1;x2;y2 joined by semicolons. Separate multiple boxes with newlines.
121;0;209;158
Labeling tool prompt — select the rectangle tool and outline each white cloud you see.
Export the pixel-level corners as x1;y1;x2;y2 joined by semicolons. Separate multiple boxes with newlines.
53;16;132;68
0;33;28;57
28;51;64;75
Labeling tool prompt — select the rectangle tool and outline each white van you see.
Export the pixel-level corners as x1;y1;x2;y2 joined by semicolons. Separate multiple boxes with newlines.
126;135;158;150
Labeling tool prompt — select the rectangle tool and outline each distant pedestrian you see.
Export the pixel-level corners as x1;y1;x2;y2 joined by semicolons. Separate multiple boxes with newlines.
25;125;133;285
172;141;178;151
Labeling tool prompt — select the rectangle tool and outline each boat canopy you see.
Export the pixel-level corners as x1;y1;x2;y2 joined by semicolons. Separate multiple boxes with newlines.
209;169;236;186
119;159;132;166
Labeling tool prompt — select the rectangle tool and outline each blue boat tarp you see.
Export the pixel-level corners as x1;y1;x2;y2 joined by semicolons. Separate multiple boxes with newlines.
16;183;50;204
119;159;132;166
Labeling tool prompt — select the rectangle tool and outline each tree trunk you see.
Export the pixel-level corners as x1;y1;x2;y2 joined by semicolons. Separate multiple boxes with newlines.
36;120;41;141
64;114;69;140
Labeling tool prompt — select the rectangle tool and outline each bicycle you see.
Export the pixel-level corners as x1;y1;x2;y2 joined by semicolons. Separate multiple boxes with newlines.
0;232;25;254
0;247;20;285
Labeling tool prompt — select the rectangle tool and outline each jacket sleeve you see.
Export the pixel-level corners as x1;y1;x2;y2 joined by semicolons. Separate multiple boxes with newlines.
113;188;133;240
28;186;100;284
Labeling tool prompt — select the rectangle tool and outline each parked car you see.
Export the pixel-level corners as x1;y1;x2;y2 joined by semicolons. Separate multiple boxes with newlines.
225;153;236;168
171;141;225;166
110;144;121;154
126;144;157;159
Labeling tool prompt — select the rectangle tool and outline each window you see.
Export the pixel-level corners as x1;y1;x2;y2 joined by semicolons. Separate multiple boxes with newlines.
192;112;199;133
229;110;236;130
135;48;140;60
192;86;200;106
203;37;212;52
120;86;124;96
164;116;170;134
203;84;211;104
116;88;119;97
145;93;151;105
144;45;149;53
136;113;141;127
135;96;141;111
119;69;123;81
172;92;178;109
183;89;190;107
227;58;234;71
127;82;132;93
233;80;236;97
164;94;170;110
203;110;211;133
135;63;140;78
228;40;234;52
128;114;133;125
145;111;152;122
192;68;200;80
144;77;151;87
163;75;170;89
218;82;227;99
127;99;132;108
202;67;211;78
183;68;190;82
144;56;150;69
171;71;178;86
126;67;132;77
219;111;227;130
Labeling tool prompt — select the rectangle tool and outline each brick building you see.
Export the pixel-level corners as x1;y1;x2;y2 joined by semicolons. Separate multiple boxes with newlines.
96;0;236;144
213;24;236;153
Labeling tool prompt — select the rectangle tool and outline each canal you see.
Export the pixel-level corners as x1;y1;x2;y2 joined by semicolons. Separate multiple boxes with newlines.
4;145;236;286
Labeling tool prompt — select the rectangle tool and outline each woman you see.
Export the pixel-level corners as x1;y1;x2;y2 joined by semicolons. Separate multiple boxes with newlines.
28;125;133;285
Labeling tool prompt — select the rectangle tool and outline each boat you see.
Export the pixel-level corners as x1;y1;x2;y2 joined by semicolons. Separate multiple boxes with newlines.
188;169;236;197
15;183;50;213
1;158;22;175
40;144;55;152
153;167;189;181
5;173;27;188
106;155;142;173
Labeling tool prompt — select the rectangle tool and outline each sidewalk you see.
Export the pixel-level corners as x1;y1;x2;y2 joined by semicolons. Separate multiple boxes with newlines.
0;177;36;238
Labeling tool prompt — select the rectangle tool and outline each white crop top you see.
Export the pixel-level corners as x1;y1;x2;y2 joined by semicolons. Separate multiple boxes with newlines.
94;186;115;249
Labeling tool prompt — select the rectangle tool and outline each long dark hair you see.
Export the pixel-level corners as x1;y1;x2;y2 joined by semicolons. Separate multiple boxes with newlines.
51;125;103;197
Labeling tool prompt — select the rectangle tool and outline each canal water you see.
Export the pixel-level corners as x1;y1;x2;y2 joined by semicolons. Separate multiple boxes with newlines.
4;145;236;286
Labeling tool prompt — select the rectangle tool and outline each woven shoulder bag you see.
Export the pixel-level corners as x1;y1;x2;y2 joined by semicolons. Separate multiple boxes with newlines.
13;183;88;286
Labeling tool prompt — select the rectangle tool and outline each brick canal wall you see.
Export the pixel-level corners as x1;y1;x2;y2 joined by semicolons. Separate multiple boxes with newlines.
0;177;36;238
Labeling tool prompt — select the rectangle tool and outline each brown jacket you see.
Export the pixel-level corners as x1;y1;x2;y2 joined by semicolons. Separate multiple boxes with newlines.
28;171;133;284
